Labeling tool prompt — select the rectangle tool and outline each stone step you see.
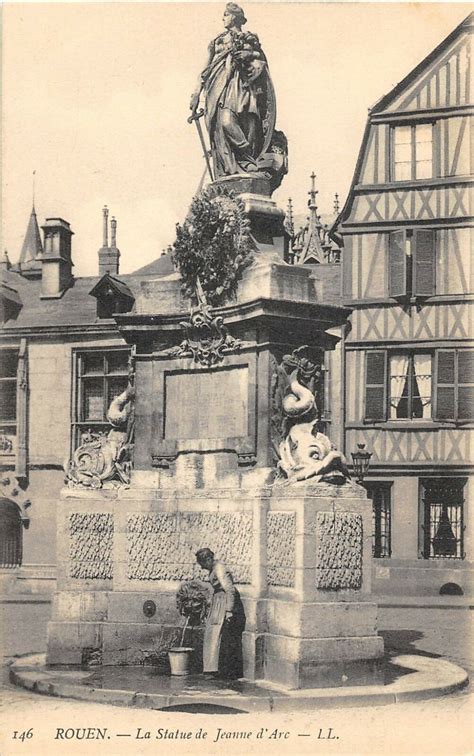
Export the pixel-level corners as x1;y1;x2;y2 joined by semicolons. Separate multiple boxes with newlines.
376;595;472;609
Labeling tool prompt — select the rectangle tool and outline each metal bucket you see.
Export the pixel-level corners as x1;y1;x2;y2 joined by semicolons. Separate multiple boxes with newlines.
168;647;193;676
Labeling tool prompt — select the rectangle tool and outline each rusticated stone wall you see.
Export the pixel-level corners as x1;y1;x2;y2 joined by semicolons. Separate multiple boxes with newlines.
315;512;362;590
69;513;114;579
266;511;296;587
127;512;253;583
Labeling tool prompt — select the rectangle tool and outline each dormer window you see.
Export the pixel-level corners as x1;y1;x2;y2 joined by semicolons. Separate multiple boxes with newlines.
89;274;135;319
0;278;22;323
393;123;433;181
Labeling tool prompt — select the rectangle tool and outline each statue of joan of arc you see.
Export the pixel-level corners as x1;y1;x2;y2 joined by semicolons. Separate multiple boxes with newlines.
189;3;277;179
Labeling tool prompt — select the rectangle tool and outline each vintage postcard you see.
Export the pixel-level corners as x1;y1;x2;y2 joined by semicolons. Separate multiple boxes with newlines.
1;2;472;754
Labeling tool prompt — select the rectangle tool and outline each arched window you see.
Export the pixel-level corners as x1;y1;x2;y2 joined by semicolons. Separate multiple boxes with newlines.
0;498;23;567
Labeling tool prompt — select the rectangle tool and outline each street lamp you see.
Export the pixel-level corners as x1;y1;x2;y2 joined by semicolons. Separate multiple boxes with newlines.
351;443;372;484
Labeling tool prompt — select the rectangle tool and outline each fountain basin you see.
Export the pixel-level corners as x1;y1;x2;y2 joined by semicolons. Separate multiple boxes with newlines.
9;653;469;712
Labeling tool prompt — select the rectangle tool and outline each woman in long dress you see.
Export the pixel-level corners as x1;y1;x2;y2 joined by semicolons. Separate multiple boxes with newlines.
189;3;275;178
196;548;245;679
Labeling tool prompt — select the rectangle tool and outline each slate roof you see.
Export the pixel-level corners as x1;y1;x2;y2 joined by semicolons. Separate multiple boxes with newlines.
0;219;178;333
0;270;156;332
131;253;175;276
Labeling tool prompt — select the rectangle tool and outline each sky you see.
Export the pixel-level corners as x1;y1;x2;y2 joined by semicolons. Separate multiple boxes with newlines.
2;2;471;277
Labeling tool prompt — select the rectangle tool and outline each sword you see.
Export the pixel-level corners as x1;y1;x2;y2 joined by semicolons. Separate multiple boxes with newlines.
188;108;214;182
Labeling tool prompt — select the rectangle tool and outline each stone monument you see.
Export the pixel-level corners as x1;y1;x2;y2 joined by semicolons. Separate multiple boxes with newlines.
47;3;383;689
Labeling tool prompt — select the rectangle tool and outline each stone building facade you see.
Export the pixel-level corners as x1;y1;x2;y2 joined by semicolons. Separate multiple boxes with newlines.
0;208;174;593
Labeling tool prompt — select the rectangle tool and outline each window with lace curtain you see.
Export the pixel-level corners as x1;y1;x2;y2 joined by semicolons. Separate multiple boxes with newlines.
364;350;432;421
72;348;130;450
389;353;432;420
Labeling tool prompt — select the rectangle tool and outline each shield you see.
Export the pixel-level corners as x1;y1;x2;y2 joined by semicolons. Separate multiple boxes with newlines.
259;71;277;158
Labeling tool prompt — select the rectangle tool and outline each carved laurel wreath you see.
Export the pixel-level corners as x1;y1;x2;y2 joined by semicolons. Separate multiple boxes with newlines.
171;188;254;306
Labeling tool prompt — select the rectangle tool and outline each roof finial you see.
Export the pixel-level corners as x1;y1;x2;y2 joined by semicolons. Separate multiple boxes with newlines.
334;192;340;215
307;172;321;229
308;171;318;210
299;171;325;264
19;205;43;266
32;170;36;211
102;206;109;248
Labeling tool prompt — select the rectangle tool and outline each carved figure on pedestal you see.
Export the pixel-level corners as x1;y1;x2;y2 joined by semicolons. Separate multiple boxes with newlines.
272;346;350;484
189;3;287;190
66;383;135;489
279;421;350;484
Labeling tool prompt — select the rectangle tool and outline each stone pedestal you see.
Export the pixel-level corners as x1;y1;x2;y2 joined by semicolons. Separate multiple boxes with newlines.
47;478;382;688
209;174;286;256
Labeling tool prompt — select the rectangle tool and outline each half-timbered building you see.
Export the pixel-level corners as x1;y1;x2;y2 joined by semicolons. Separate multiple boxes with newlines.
335;13;473;595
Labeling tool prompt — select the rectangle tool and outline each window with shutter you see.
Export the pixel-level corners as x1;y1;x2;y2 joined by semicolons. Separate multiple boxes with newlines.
457;351;474;420
342;239;353;299
364;351;387;420
413;229;435;296
435;350;474;422
388;230;407;297
435;350;455;420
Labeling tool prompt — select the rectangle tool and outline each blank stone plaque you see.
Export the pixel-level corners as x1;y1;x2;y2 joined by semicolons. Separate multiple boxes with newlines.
164;366;249;440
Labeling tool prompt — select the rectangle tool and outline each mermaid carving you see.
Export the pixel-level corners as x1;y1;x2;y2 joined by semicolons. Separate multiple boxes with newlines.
66;355;135;489
274;347;350;484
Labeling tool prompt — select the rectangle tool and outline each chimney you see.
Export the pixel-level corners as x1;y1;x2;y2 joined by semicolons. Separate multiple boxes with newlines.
103;205;109;247
98;207;120;276
40;218;74;298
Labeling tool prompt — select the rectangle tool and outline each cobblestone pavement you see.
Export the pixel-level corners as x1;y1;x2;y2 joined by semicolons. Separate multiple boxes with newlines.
0;601;472;756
